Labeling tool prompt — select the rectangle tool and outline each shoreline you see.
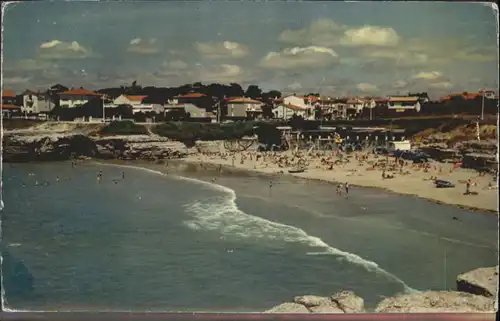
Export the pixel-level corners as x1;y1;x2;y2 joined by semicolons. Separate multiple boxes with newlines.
93;157;498;214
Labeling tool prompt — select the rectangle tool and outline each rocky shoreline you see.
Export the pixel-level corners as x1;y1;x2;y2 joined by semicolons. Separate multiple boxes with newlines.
1;132;197;163
264;266;498;313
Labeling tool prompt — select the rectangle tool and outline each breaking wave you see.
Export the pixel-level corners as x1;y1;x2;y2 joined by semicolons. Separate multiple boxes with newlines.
104;163;417;294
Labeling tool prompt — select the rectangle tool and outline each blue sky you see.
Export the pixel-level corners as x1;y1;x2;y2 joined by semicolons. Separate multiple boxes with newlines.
2;1;498;99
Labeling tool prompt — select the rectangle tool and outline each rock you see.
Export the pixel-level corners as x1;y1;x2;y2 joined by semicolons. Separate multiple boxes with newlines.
309;305;344;313
375;291;495;313
457;266;499;298
293;295;331;307
331;291;365;313
264;302;310;313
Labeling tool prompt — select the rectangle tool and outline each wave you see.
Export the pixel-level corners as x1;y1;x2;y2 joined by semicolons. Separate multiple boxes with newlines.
103;163;417;293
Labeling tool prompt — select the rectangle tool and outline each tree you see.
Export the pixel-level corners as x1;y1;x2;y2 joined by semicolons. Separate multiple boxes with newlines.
245;85;262;99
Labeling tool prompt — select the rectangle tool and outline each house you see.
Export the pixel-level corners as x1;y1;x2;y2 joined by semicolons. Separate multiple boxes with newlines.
110;94;162;114
387;96;421;112
58;87;102;108
272;104;309;120
22;90;54;114
1;89;21;118
176;92;214;111
113;94;148;106
226;97;263;117
346;98;365;114
164;103;209;118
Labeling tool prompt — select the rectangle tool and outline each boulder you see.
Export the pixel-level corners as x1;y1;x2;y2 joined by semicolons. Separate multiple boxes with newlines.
264;302;310;313
293;295;331;307
309;305;344;313
375;291;495;313
457;266;498;298
331;291;365;313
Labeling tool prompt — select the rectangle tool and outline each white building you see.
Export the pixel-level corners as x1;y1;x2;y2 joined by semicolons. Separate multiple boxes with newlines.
22;90;54;114
272;104;308;120
226;97;263;117
346;98;365;113
58;88;102;108
387;96;421;112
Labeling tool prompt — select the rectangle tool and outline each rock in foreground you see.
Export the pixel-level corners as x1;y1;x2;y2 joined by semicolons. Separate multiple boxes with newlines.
457;266;498;298
375;291;495;313
265;291;365;313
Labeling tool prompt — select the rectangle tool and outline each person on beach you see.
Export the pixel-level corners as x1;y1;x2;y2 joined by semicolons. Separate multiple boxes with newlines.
465;179;471;195
269;180;273;195
344;182;349;195
122;171;125;179
97;170;103;183
56;176;60;183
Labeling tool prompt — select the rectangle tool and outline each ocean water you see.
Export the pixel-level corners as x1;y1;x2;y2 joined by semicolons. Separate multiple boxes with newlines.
1;162;498;312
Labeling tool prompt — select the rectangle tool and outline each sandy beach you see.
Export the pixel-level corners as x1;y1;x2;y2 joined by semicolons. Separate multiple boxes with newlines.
182;149;498;213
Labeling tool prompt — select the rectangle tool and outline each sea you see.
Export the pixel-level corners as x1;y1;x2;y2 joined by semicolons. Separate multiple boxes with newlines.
1;162;498;312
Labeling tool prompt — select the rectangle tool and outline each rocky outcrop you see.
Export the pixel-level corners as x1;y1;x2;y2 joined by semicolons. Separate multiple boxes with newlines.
375;291;495;313
265;266;498;313
2;133;194;163
457;266;499;298
265;291;365;313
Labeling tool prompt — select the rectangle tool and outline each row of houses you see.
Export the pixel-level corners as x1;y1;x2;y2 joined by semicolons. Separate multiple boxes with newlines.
2;87;498;121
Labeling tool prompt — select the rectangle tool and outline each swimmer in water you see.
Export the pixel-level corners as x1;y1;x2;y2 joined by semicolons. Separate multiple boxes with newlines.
212;177;217;183
122;171;125;179
56;176;60;183
269;180;273;195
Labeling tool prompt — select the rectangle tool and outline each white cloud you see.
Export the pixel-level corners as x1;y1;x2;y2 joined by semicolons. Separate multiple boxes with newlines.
363;49;429;67
341;26;399;47
127;38;160;55
38;40;94;59
260;46;338;70
429;81;453;89
356;83;379;93
3;59;54;72
412;71;443;80
3;76;32;85
194;41;249;59
197;64;254;83
164;60;188;70
393;80;409;89
278;19;344;46
287;82;302;90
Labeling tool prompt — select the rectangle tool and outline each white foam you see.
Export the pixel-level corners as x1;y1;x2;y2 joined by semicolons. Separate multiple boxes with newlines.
102;163;417;293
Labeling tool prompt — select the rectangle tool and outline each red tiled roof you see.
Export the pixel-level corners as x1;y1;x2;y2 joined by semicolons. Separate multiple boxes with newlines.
284;103;308;111
2;89;17;97
58;88;102;96
178;93;206;98
1;103;21;110
125;95;147;102
227;97;262;104
388;96;419;102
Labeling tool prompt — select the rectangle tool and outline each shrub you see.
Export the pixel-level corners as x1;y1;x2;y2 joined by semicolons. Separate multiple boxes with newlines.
100;120;148;135
153;121;257;146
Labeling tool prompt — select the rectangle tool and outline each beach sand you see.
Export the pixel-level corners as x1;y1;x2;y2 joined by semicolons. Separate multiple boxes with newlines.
182;149;498;213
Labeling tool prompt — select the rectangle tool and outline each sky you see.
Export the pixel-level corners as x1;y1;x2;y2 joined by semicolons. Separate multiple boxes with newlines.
1;1;498;99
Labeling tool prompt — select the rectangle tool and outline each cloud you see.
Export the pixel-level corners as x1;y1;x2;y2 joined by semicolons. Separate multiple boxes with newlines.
3;76;33;86
194;41;249;59
260;46;338;70
429;81;453;89
393;80;409;89
152;62;255;84
197;64;255;83
38;40;95;59
2;59;54;72
341;26;400;47
356;83;379;93
278;19;344;46
279;19;400;48
127;38;161;55
412;71;444;80
287;82;302;90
